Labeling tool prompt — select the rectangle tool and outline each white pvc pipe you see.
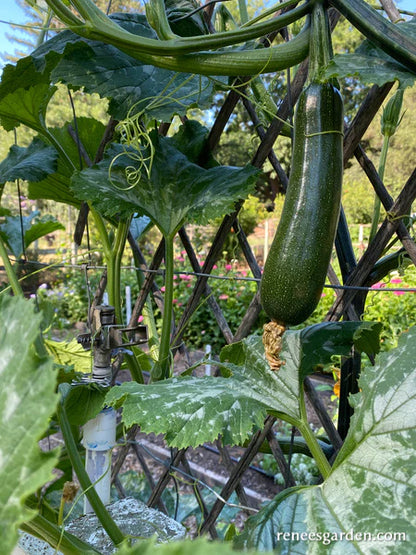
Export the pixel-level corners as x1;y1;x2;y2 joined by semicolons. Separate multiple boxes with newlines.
82;407;116;513
125;285;132;325
205;344;212;376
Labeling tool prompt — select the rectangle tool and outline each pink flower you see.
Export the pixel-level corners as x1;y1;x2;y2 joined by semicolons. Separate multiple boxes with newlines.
371;282;385;289
225;264;232;271
173;275;177;280
393;290;406;296
213;264;218;270
219;294;229;300
160;286;165;292
240;270;247;277
390;278;402;284
138;315;144;323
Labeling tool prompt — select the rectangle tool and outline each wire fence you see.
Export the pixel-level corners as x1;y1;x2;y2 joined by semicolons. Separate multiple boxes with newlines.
2;258;416;294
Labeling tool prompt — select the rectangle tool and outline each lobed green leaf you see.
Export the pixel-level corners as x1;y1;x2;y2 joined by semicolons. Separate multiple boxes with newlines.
0;138;58;186
237;326;416;553
0;297;59;554
106;321;380;448
326;21;416;89
71;128;259;237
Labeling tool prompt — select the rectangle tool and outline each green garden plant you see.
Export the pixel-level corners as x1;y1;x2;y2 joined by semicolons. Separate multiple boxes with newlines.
0;0;415;553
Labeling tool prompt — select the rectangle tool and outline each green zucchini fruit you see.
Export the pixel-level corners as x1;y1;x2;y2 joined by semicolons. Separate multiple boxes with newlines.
260;81;343;326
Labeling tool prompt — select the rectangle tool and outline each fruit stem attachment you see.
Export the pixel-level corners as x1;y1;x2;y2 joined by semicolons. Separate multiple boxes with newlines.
262;321;286;371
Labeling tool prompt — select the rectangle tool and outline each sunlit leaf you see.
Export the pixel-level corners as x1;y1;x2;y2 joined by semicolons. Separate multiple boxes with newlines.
0;56;56;132
28;117;106;207
0;297;58;554
0;83;55;133
44;338;92;374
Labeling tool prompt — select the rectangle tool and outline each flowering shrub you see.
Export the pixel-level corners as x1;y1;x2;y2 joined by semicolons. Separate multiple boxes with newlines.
363;266;416;351
300;264;416;352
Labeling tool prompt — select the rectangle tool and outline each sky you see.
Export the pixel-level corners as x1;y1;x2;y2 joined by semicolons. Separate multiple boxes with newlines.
0;0;415;67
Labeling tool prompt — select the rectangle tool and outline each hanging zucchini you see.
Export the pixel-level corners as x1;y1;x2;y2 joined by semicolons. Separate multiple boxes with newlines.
260;1;343;368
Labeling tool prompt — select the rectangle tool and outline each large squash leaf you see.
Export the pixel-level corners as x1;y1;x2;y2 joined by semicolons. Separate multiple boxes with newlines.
0;212;64;259
28;117;106;206
0;296;59;554
106;322;380;448
71;129;259;238
326;20;416;88
0;56;56;133
0;83;55;134
50;22;214;120
236;326;416;553
0;138;58;185
2;13;214;122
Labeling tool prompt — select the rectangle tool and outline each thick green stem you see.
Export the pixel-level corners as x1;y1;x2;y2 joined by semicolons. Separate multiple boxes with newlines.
0;235;23;297
42;0;84;26
330;0;416;72
96;215;144;383
36;8;54;47
158;236;175;380
47;0;311;55
21;513;101;554
91;22;311;77
112;218;130;323
90;207;112;259
146;0;177;40
297;396;332;479
130;242;160;362
369;135;390;243
238;0;249;25
57;401;126;547
308;0;333;83
112;219;145;383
